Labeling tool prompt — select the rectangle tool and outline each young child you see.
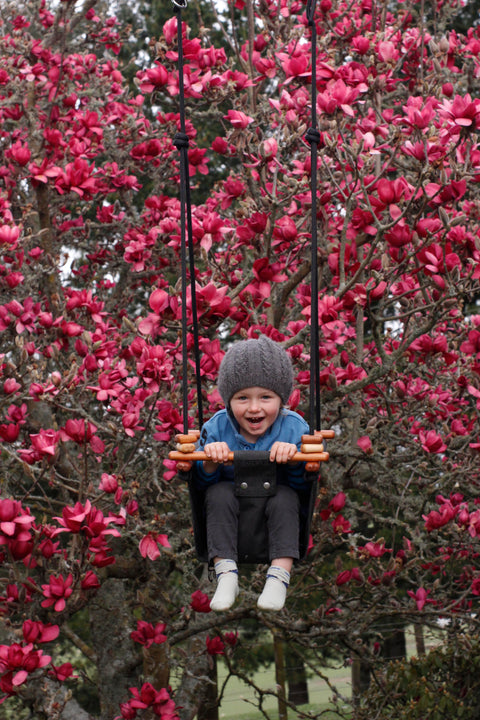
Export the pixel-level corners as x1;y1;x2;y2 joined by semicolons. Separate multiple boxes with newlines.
195;334;309;612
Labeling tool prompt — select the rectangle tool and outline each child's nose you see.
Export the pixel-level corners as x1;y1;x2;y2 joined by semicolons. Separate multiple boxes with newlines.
248;397;260;411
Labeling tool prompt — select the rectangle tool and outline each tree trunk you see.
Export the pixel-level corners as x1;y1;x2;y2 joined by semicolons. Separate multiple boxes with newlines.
351;657;371;702
175;633;215;720
414;624;426;656
382;628;407;662
273;631;288;720
286;644;309;706
89;577;140;720
197;655;219;720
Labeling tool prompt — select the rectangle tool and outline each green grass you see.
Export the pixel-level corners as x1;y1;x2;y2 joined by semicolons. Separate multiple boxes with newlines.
214;625;444;718
170;625;444;718
216;660;352;719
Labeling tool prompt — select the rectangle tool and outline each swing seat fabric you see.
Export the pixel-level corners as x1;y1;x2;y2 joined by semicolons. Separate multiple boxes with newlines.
182;451;318;564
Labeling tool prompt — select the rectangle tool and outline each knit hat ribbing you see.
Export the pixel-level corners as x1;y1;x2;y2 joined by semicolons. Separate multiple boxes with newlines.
218;335;293;406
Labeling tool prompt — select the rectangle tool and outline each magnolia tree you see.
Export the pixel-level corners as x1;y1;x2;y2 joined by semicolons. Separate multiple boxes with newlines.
1;0;480;717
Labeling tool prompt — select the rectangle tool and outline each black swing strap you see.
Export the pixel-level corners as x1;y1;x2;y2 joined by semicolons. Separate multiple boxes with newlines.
233;451;277;497
172;0;322;436
305;0;321;434
172;0;204;432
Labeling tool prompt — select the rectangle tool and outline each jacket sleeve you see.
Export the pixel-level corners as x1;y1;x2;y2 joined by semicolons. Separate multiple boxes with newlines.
194;420;222;486
284;414;310;490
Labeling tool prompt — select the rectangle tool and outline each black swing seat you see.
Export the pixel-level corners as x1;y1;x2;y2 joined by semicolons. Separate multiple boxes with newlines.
182;450;319;564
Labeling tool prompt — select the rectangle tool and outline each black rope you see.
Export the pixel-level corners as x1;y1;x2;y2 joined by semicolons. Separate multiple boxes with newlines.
306;0;321;433
174;3;204;431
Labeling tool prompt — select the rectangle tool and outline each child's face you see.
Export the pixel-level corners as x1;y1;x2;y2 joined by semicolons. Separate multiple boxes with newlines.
229;386;282;443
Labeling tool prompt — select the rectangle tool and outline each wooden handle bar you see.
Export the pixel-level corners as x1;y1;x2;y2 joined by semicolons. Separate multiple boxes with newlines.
169;450;329;463
175;430;335;443
303;430;335;440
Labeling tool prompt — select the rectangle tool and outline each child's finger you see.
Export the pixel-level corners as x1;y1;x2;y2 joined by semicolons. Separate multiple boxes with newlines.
206;442;229;463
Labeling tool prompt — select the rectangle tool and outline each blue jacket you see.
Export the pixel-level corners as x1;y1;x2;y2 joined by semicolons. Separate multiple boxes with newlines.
195;408;310;489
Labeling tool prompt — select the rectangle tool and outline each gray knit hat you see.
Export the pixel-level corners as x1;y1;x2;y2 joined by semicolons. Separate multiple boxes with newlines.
218;335;293;406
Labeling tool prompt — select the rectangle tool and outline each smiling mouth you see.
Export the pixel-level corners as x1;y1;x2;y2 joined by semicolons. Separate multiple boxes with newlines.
247;417;264;425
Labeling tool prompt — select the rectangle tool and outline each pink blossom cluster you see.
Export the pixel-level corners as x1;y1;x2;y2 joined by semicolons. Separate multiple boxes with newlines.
0;621;58;703
0;0;480;715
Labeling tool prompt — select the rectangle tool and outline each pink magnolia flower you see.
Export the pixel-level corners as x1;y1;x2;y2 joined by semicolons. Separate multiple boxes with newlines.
119;683;178;719
55;158;100;198
59;419;105;454
377;40;400;63
137;63;169;93
139;532;171;561
190;590;211;613
28;157;63;185
329;492;346;513
198;338;224;380
0;423;20;442
189;283;231;325
336;568;362;586
223;109;254;128
53;500;92;533
423;501;457;531
0;499;35;539
48;662;77;681
29;429;59;457
3;378;21;394
243;258;287;299
99;473;119;493
407;587;432;611
81;570;101;589
130;621;167;648
148;287;179;319
466;510;480;538
278;49;310;80
7;140;31;166
153;400;183;442
360;542;390;558
224;631;238;647
418;429;446;454
0;225;21;247
317;79;360;117
0;499;35;561
217;177;245;209
162;17;178;44
331;514;352;534
206;636;225;655
53;499;121;541
188;146;209;176
439;93;480;133
357;436;373;454
22;621;59;644
41;574;74;612
87;536;116;568
136;345;174;392
211;136;234;154
0;642;51;689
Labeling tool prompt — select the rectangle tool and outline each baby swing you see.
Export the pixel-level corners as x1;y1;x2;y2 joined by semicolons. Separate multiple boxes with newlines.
168;0;333;563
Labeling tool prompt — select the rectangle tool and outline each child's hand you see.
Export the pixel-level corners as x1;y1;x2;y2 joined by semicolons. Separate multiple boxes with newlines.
203;442;230;471
269;441;298;464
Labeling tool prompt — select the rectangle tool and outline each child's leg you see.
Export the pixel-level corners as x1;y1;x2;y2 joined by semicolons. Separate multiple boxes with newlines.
257;557;293;610
205;483;240;611
205;482;239;561
258;486;299;611
210;557;239;611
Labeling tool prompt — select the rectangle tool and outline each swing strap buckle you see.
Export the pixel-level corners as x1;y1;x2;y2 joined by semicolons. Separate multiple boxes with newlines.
233;451;277;497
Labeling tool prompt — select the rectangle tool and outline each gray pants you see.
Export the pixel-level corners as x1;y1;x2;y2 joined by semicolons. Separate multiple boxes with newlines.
205;481;300;562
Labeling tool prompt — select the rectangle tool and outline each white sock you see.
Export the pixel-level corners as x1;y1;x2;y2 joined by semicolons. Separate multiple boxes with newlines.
210;559;239;612
257;566;290;611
